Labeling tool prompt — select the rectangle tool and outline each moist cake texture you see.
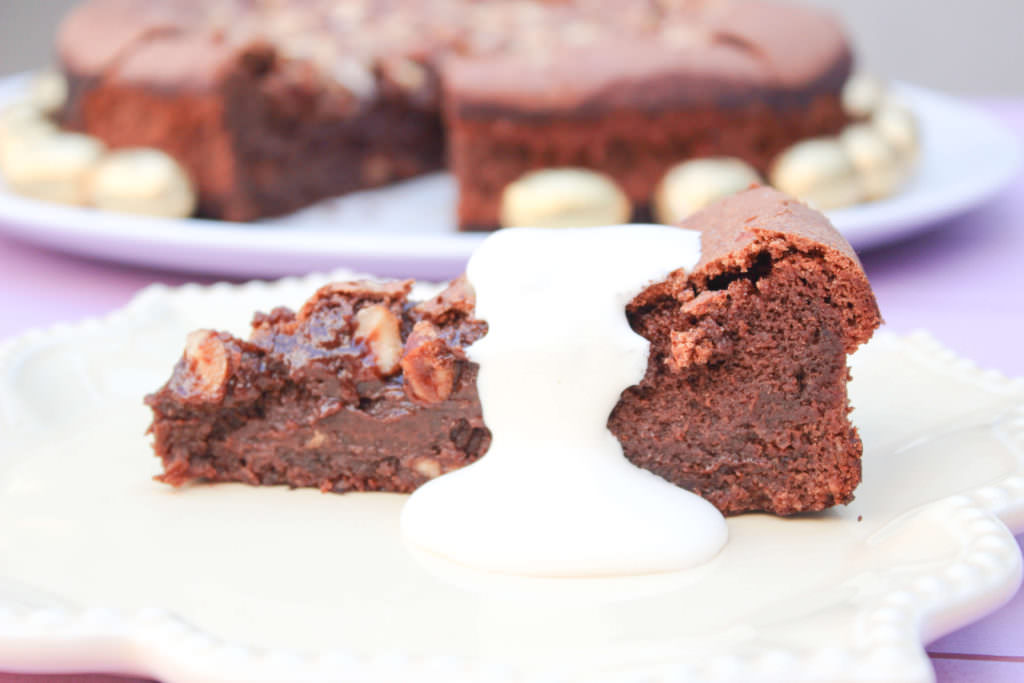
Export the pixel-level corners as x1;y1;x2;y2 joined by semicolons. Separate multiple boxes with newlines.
151;278;490;493
146;188;881;515
57;0;853;226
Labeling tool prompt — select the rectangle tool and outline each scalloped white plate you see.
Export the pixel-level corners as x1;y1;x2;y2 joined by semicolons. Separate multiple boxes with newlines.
0;273;1023;683
0;74;1020;279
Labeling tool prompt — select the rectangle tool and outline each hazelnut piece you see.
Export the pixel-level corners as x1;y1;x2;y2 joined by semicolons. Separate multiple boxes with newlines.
841;73;886;119
653;157;761;223
354;305;403;377
769;138;863;210
840;124;907;201
1;131;105;206
182;330;230;402
500;168;631;228
872;101;920;164
28;70;69;116
86;148;196;218
411;456;442;480
401;321;456;405
0;102;57;157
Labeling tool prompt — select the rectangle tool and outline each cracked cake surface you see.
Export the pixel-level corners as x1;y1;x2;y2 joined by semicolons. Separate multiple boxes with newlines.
146;187;881;515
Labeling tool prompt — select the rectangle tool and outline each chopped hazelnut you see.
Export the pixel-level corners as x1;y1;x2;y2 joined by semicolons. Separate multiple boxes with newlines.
354;305;403;377
401;321;456;405
872;101;920;163
411;275;476;323
841;73;886;119
305;430;327;449
500;167;632;229
653;157;761;224
183;330;231;401
769;138;864;210
411;456;442;479
330;57;376;100
28;70;68;116
379;57;429;93
839;124;907;201
86;147;196;218
1;131;105;206
0;102;57;157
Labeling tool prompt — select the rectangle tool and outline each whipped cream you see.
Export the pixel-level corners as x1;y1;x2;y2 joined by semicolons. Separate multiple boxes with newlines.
401;226;728;577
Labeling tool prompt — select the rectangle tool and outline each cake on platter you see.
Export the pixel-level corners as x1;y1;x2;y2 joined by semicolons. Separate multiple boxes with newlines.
147;187;881;518
0;0;916;225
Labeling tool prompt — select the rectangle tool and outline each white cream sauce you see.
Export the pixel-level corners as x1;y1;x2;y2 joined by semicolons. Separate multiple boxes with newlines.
400;226;728;576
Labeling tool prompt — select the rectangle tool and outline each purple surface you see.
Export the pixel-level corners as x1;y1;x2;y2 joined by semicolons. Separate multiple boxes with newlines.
1;102;1023;683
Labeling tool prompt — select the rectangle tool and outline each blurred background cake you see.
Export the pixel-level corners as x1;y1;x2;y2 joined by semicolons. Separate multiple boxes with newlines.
0;0;941;226
46;0;852;226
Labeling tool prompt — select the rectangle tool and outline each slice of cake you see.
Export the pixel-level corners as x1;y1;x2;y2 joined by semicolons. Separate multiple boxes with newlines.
146;188;881;515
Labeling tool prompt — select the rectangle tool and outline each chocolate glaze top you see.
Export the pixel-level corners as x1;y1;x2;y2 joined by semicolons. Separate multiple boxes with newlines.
57;0;852;110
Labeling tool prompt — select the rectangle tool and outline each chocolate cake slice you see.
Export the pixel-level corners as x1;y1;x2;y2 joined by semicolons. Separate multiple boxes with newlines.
146;188;881;515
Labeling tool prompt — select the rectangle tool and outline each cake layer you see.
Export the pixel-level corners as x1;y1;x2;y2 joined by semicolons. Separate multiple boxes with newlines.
57;0;853;223
146;188;882;515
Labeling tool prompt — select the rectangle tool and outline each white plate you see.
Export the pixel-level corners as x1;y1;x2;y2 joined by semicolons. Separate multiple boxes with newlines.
0;273;1023;683
0;75;1020;279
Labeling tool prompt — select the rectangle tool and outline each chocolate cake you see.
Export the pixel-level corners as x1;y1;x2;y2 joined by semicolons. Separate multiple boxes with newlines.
146;188;881;515
57;0;853;227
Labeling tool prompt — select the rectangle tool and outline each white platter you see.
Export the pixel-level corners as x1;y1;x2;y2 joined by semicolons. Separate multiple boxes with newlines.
0;74;1020;279
0;273;1023;683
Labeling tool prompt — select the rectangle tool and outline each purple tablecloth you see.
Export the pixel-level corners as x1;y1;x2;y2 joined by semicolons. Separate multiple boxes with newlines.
1;101;1023;683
